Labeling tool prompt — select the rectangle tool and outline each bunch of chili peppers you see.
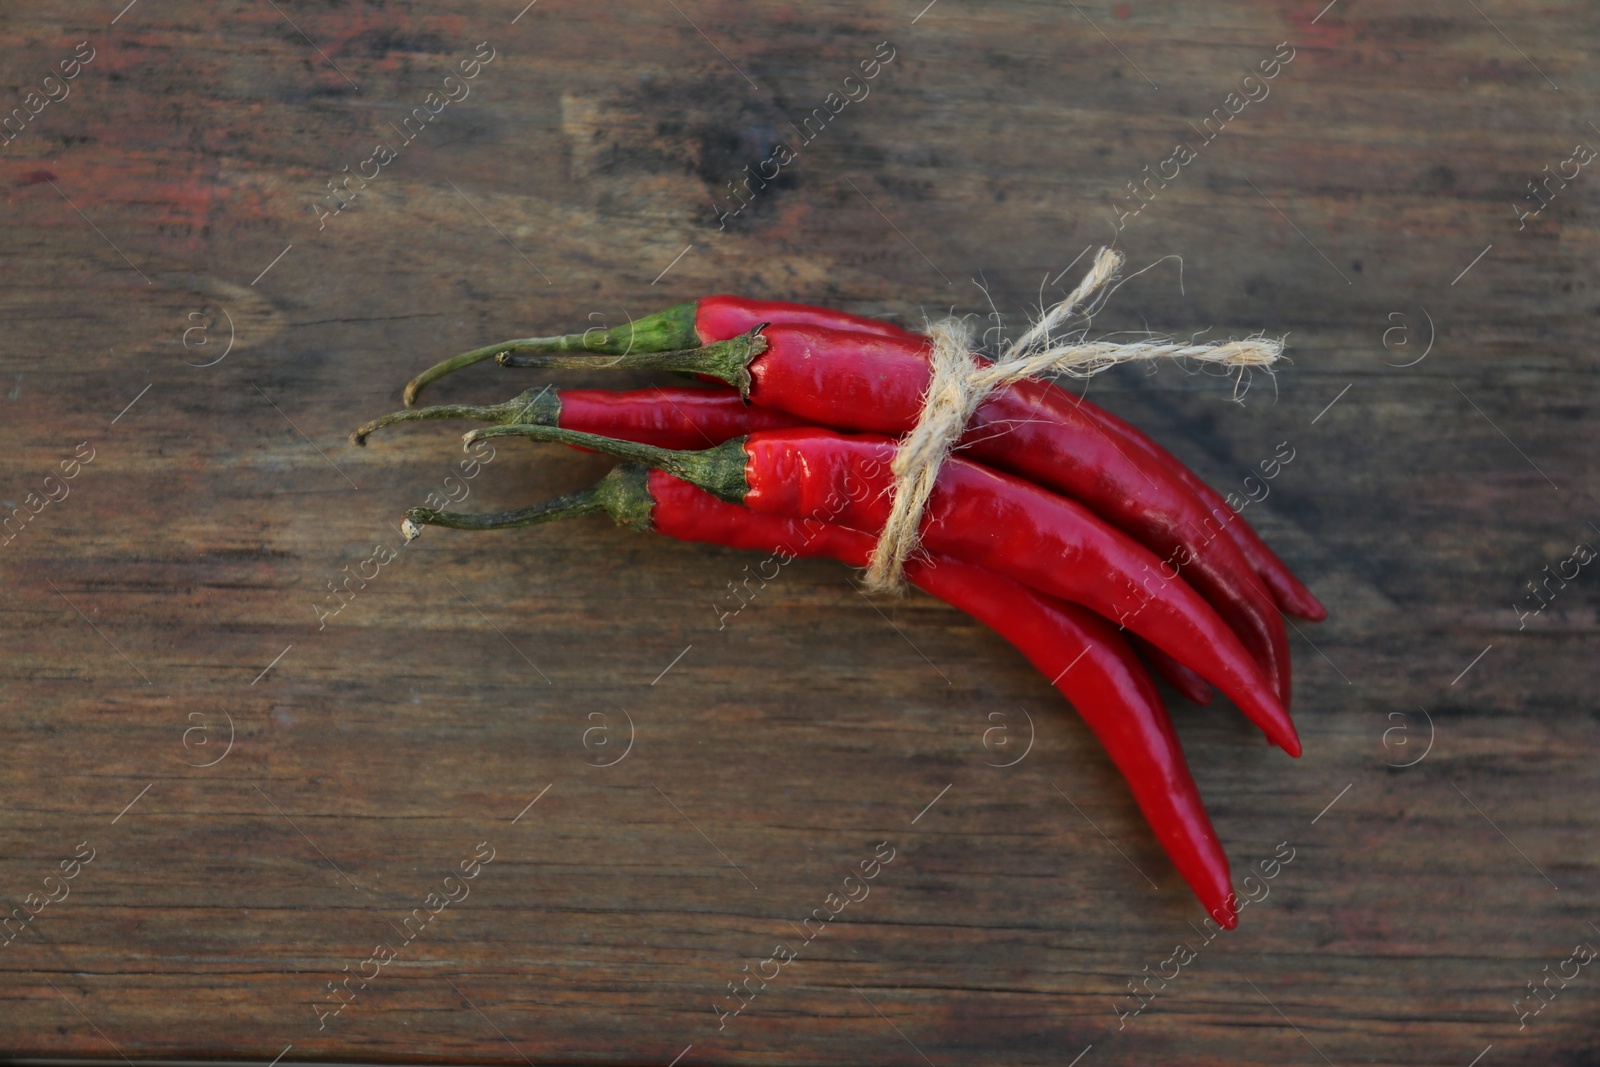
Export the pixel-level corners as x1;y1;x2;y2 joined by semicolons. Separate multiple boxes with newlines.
352;293;1324;928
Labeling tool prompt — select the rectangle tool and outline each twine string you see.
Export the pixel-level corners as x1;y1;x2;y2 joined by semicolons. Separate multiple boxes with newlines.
861;247;1283;592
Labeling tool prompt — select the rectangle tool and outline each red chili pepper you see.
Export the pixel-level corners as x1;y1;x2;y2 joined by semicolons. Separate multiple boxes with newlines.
400;295;912;408
683;300;1324;623
403;464;1238;925
693;294;915;345
402;296;1321;624
466;421;1301;757
402;295;1319;623
1079;402;1327;621
499;327;1295;711
353;384;809;450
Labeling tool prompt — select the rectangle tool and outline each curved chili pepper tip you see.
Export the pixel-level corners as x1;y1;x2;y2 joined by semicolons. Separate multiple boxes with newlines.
1257;707;1301;757
1286;584;1328;622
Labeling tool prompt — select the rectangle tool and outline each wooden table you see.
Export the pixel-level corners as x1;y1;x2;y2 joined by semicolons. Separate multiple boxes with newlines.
1;1;1594;1063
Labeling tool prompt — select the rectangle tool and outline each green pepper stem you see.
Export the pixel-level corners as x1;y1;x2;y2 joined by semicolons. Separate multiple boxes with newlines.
495;329;767;399
402;463;657;539
401;301;699;407
461;422;750;503
351;385;561;445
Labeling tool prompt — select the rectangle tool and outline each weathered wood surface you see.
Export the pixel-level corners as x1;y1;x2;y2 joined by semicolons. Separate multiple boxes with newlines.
1;0;1596;1063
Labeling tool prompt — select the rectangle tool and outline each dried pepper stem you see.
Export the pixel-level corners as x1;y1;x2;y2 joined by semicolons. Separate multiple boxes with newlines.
401;302;699;406
494;331;767;399
402;464;654;540
462;423;750;504
351;385;560;446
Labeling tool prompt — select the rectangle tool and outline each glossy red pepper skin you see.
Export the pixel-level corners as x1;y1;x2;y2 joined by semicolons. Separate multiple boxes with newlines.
689;324;1294;710
695;294;915;345
1079;402;1327;622
732;428;1298;756
690;301;1322;622
644;470;1236;925
555;387;809;451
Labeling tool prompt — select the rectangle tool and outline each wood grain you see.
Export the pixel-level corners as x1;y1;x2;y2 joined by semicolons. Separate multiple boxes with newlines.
0;1;1596;1063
